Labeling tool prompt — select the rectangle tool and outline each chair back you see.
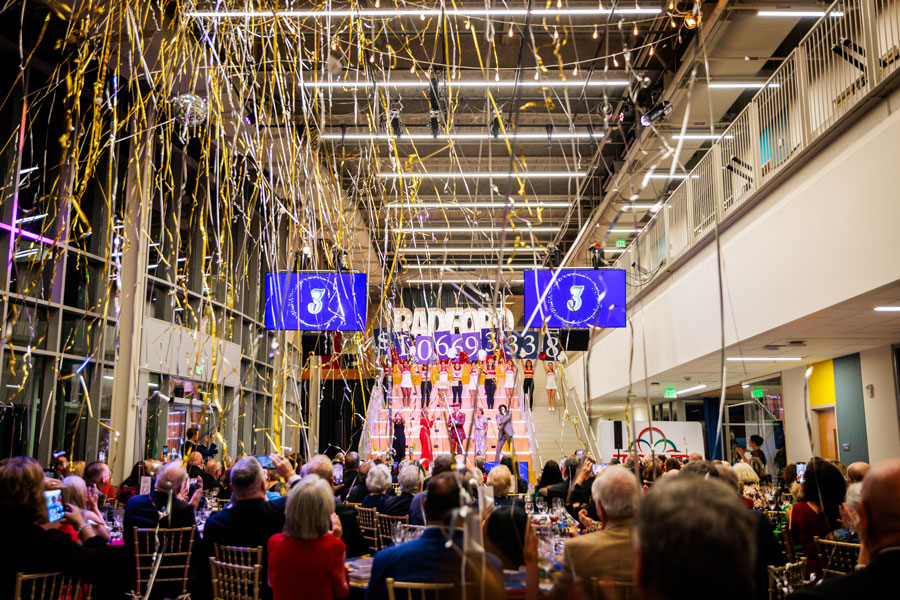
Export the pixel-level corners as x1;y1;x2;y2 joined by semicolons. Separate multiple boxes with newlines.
767;558;807;600
814;536;860;576
357;506;380;553
386;579;456;600
14;572;91;600
210;558;261;600
213;545;263;567
346;502;362;507
764;510;787;530
378;514;409;549
589;578;636;600
779;524;795;563
133;526;196;598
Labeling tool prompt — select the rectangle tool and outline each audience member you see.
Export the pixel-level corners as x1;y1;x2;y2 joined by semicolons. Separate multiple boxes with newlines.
484;504;528;570
337;452;361;501
365;473;503;600
487;464;515;506
346;460;373;504
782;463;798;492
187;451;204;479
83;461;114;504
636;475;756;600
536;460;563;493
383;465;421;516
123;460;197;552
827;482;861;544
554;465;641;594
541;456;579;504
268;475;349;600
202;456;285;599
664;457;681;472
846;461;870;484
500;456;527;494
200;459;223;493
295;454;368;559
790;459;900;598
48;452;68;480
789;458;846;576
117;461;146;504
61;475;110;542
408;454;454;525
0;457;113;598
361;464;392;512
734;461;766;510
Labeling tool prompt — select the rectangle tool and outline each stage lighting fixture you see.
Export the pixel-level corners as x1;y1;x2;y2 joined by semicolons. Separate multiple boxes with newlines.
429;110;440;138
389;108;402;137
490;117;501;138
640;101;672;127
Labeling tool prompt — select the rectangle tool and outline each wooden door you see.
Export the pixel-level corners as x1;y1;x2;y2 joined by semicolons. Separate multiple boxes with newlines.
817;407;838;460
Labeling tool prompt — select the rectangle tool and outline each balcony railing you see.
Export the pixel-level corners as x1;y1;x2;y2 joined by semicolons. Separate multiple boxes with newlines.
614;0;900;300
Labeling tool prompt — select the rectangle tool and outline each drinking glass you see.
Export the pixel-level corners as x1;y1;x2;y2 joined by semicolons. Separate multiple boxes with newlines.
536;497;547;514
551;498;563;514
391;522;404;546
524;496;534;514
112;508;124;532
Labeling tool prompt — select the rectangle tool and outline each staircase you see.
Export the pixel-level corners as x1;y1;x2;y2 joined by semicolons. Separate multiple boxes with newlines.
526;361;589;471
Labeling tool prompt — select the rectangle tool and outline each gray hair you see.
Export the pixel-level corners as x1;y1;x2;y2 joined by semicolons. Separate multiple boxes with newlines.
733;461;760;485
844;482;862;510
205;459;222;476
230;457;265;498
590;465;640;519
156;460;188;493
284;475;334;540
366;464;391;493
62;475;88;510
398;465;423;494
302;454;334;483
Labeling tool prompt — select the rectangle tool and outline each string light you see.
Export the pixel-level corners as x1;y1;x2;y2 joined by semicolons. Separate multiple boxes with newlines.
553;27;559;40
649;45;655;56
420;12;425;20
593;25;598;39
508;24;515;37
495;70;500;82
572;65;578;76
613;56;619;67
557;0;563;7
633;24;639;36
375;0;380;6
410;63;416;73
465;20;470;29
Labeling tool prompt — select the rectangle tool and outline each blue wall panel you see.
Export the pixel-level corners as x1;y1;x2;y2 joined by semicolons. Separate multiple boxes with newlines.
833;353;870;464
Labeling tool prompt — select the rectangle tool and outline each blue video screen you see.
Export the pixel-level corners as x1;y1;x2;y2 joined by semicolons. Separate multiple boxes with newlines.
264;272;367;331
523;269;626;328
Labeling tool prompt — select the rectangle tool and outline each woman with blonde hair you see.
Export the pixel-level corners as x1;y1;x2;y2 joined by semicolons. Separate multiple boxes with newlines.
487;464;515;507
61;475;110;542
733;461;766;510
268;475;349;599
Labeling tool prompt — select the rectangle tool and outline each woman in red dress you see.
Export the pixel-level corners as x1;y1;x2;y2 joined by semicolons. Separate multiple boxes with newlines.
419;407;435;463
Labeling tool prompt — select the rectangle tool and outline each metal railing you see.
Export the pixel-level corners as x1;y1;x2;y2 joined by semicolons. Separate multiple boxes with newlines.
614;0;900;299
558;357;602;461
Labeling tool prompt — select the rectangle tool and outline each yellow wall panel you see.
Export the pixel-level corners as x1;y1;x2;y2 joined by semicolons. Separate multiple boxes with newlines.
808;360;837;407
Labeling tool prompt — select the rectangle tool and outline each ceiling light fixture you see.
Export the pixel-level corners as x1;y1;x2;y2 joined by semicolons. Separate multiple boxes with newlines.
386;201;572;208
397;247;542;253
405;278;525;284
188;8;663;19
321;132;602;141
757;10;844;17
671;133;735;140
300;79;628;90
645;173;699;179
874;306;900;312
708;82;781;89
393;226;558;233
725;357;803;362
377;171;586;179
676;384;707;395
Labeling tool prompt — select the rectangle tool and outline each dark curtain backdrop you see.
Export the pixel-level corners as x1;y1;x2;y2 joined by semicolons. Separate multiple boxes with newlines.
318;378;374;458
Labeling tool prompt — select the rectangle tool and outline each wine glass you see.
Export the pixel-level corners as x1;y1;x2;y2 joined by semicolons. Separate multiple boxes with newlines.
524;496;534;514
551;497;563;514
536;496;547;514
391;522;404;546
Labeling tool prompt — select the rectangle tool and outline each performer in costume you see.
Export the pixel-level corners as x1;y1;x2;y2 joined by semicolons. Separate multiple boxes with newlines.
411;363;423;403
437;359;451;404
391;361;401;402
451;361;463;406
473;407;487;457
447;402;466;455
484;358;497;410
545;362;558;411
503;358;516;400
420;362;433;409
467;362;480;405
391;413;406;464
522;359;535;410
418;408;434;463
495;404;514;462
399;359;413;408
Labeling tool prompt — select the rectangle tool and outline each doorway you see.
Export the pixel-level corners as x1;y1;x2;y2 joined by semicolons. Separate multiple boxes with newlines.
817;407;838;460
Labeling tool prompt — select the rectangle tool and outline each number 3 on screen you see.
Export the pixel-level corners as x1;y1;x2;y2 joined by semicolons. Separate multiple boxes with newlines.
308;288;326;314
567;285;585;311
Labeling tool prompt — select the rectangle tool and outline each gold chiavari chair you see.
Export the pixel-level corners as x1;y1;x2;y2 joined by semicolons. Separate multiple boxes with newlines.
768;558;807;600
779;524;796;563
210;559;261;600
589;577;636;600
346;502;362;508
386;579;456;600
213;545;263;567
377;514;409;549
814;536;860;577
357;506;380;553
133;526;196;599
764;510;787;530
14;572;91;600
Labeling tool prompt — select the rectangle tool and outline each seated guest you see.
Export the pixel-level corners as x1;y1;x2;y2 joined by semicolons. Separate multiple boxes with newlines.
487;464;515;506
734;461;766;510
124;460;197;550
361;464;392;512
382;465;421;516
365;473;504;600
750;456;771;485
664;457;681;473
789;459;900;598
789;458;846;577
61;475;110;543
268;475;349;600
84;461;114;504
782;463;798;492
267;468;285;500
408;454;454;525
345;460;373;504
202;456;286;600
47;452;68;480
187;451;204;479
827;482;861;544
846;461;870;484
117;461;146;504
536;460;563;495
485;504;529;570
0;457;114;598
200;459;223;494
554;465;640;594
500;456;527;494
540;456;579;503
336;452;361;501
293;454;369;559
635;475;756;600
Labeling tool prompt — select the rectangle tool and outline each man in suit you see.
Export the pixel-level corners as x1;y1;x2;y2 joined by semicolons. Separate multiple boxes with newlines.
290;454;369;559
409;454;454;525
200;459;223;493
789;458;900;599
346;460;373;504
199;456;285;600
336;452;361;502
383;465;421;516
553;465;640;593
494;404;514;462
366;473;504;600
187;451;204;479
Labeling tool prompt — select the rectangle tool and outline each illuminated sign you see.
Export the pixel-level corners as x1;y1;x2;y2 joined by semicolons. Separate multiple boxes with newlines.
264;272;367;331
523;269;627;328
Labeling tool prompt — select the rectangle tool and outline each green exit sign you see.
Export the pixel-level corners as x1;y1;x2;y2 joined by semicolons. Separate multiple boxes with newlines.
664;387;677;399
195;365;204;376
751;388;764;398
616;239;626;248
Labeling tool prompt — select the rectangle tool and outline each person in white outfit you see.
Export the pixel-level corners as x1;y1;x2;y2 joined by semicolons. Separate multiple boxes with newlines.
545;361;558;411
503;359;516;400
399;359;413;408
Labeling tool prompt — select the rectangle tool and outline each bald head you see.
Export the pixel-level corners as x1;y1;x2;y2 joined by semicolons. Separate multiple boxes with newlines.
847;461;870;484
302;454;334;484
189;451;202;466
156;460;187;493
591;465;641;521
858;459;900;553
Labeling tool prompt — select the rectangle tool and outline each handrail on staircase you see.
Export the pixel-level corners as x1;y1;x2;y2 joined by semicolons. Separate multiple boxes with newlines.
558;356;602;461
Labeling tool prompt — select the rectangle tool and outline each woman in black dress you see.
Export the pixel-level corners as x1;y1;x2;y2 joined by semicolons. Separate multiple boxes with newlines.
391;413;406;465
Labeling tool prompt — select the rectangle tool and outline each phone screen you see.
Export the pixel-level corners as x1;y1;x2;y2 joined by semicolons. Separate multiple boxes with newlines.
45;490;65;523
254;455;275;470
796;462;807;484
591;463;608;475
575;449;585;456
333;463;344;485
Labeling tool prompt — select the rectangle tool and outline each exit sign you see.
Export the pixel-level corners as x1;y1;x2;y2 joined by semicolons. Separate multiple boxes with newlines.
195;365;204;376
751;388;764;398
665;387;677;399
616;239;626;248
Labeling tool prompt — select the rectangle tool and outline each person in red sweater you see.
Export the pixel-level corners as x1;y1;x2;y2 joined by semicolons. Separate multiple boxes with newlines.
268;474;349;600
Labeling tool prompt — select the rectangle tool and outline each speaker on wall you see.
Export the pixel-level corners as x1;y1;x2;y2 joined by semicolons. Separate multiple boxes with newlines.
559;329;590;351
613;420;623;450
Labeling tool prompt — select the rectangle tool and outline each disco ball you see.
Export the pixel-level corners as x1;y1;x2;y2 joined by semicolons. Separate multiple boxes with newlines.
171;93;209;127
